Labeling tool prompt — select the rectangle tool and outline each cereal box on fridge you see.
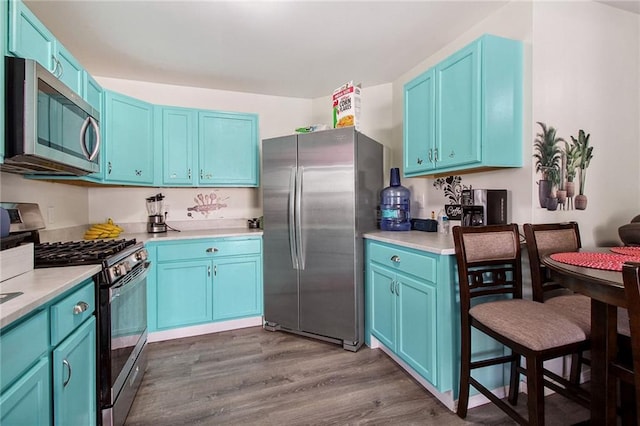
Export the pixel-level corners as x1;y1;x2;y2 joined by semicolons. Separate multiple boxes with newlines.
332;81;361;130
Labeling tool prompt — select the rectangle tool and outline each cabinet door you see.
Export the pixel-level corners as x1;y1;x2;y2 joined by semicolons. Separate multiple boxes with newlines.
396;274;438;385
198;112;258;186
436;41;481;170
155;260;212;329
104;91;154;184
403;69;435;175
161;107;196;185
1;1;6;163
0;357;51;426
369;264;396;349
55;44;83;95
8;0;56;72
213;255;262;321
84;73;103;113
52;317;97;426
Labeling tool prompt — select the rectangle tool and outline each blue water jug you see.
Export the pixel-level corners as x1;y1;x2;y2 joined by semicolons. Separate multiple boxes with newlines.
380;168;411;231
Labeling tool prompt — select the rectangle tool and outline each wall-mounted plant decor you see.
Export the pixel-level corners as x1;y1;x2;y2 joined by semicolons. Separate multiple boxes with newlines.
533;122;563;210
433;176;469;220
570;129;594;210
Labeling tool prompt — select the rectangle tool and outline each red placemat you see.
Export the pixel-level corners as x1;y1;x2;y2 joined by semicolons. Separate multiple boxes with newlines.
610;246;640;256
550;251;640;271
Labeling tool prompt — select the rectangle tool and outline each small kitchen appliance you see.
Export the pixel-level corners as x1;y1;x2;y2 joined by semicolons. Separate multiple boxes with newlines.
146;193;167;233
461;189;508;226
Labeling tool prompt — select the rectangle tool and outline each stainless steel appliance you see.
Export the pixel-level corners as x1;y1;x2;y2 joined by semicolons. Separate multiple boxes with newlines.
35;239;149;426
145;193;167;233
262;128;383;351
3;56;100;176
461;189;508;226
6;203;149;426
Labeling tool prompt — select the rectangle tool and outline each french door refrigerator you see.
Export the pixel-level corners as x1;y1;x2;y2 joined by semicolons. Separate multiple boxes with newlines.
262;127;383;351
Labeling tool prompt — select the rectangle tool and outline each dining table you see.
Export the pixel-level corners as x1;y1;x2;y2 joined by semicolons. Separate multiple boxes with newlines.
542;248;628;426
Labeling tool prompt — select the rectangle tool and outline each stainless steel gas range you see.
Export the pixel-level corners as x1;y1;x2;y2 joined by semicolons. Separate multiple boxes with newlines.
2;202;149;426
35;239;150;426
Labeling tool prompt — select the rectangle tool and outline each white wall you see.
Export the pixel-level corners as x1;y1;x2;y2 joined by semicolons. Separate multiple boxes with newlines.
0;172;89;229
531;1;640;245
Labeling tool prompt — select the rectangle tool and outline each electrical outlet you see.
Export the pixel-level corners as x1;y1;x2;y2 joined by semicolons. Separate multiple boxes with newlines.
47;206;55;224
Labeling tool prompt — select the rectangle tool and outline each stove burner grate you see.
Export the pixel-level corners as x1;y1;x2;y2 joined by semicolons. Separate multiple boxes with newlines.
34;239;138;267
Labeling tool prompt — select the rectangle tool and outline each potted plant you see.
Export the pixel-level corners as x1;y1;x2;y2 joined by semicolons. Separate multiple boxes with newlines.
563;140;580;209
533;122;563;208
571;129;594;210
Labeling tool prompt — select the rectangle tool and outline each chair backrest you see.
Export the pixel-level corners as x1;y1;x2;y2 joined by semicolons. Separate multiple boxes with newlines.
523;222;581;302
453;224;523;315
621;261;640;425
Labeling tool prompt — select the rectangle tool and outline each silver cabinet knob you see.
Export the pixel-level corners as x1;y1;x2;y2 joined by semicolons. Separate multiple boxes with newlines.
73;301;89;315
206;247;219;253
390;255;401;263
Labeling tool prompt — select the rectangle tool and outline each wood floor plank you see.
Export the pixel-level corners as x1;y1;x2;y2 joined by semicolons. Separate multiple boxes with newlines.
125;327;589;425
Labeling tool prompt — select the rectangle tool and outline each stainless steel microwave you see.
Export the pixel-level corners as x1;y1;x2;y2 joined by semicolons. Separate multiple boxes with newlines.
3;56;100;176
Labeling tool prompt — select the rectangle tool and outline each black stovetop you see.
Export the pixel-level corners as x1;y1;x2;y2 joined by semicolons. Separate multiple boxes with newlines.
34;239;138;268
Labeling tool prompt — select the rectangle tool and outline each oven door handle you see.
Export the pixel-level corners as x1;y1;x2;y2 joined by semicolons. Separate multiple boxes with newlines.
109;261;151;302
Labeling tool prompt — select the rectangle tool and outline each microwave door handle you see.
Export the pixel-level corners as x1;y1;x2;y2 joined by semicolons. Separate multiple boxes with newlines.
88;117;100;161
79;116;101;161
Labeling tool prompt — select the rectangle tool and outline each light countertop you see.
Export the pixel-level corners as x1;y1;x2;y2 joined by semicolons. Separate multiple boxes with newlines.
364;230;455;255
0;265;102;329
125;228;263;244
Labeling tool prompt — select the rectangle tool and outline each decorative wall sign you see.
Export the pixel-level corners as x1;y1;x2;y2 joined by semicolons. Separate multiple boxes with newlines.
187;192;229;217
433;176;469;220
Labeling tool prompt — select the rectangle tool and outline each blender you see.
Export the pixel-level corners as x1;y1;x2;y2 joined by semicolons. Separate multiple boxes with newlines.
146;193;167;233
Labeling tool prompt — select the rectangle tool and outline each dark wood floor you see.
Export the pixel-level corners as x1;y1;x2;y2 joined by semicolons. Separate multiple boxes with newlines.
125;327;589;425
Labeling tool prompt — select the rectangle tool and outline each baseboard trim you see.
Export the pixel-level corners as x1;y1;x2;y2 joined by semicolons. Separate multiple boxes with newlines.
148;316;263;343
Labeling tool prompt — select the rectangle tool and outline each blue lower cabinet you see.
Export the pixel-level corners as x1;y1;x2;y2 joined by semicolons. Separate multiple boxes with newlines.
147;237;263;333
0;357;51;426
52;317;97;426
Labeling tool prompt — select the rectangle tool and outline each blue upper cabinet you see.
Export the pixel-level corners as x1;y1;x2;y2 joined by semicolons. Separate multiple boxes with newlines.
8;0;56;72
403;69;435;175
159;107;197;186
404;34;523;177
198;111;259;187
83;72;103;113
104;91;155;184
54;43;84;95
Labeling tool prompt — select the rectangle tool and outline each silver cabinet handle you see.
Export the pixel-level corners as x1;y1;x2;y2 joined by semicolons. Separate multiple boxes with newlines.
214;265;217;276
206;247;218;253
428;149;433;163
395;281;400;296
73;301;89;315
56;57;64;78
188;168;192;180
390;255;400;263
108;161;112;174
434;148;439;162
62;359;72;387
207;266;211;277
200;169;204;180
390;280;395;294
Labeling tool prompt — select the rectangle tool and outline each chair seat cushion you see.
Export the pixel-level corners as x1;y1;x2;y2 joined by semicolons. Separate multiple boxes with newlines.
545;294;631;337
470;299;587;351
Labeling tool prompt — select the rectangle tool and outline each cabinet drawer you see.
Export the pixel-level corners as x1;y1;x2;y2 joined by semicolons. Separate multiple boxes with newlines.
368;242;437;283
50;281;95;346
157;238;261;262
0;310;49;392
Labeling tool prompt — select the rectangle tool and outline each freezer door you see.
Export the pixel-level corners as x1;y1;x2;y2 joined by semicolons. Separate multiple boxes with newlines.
262;135;299;330
297;129;357;342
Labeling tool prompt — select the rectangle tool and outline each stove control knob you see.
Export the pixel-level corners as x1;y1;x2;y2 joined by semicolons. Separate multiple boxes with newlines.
135;250;148;262
112;265;122;278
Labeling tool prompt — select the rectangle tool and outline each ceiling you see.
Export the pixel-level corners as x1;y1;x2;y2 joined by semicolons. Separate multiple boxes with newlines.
25;0;640;99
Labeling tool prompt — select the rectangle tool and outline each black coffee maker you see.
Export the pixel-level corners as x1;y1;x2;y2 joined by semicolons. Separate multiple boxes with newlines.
461;189;508;226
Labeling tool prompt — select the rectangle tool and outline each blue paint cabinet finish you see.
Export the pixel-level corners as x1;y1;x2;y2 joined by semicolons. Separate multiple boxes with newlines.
365;239;507;400
0;278;97;426
159;107;197;186
147;237;263;332
403;34;523;177
366;242;439;385
103;91;155;184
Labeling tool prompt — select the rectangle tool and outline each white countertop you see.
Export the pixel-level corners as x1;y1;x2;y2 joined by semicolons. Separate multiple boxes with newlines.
364;230;455;255
0;265;102;329
125;228;263;244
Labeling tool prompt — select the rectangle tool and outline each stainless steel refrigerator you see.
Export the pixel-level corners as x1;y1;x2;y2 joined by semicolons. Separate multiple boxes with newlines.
262;127;383;351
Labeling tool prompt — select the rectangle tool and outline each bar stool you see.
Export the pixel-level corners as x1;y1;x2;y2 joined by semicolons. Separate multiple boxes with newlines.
524;222;632;383
454;224;590;425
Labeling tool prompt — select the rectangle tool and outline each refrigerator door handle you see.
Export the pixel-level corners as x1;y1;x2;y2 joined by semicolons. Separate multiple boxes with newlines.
288;166;299;269
295;166;305;270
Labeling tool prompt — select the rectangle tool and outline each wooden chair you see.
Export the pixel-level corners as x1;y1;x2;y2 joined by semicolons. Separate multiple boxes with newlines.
454;224;590;425
524;222;631;383
612;261;640;425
